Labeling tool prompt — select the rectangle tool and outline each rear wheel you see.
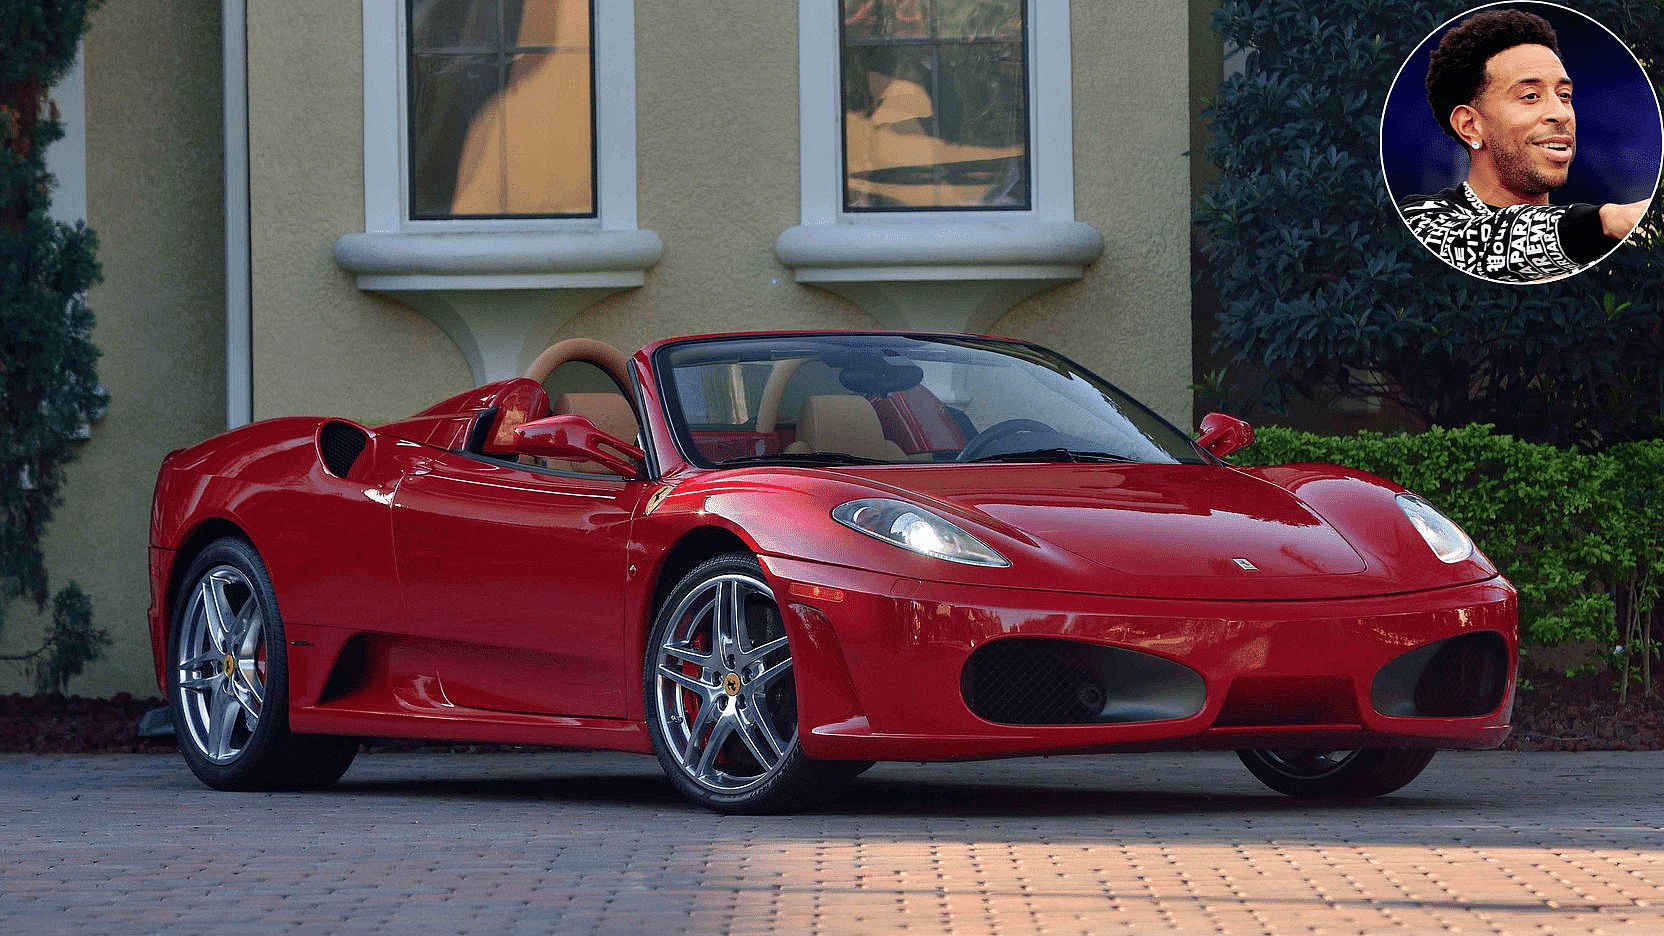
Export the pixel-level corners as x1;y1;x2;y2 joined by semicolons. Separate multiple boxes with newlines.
169;537;358;791
645;553;862;813
1237;747;1435;797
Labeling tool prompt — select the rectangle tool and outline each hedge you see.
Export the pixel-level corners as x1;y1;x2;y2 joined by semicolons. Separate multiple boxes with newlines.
1234;426;1662;690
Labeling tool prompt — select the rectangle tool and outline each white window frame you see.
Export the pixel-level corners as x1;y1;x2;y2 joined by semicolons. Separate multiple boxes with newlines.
797;0;1077;226
777;0;1100;335
360;0;639;234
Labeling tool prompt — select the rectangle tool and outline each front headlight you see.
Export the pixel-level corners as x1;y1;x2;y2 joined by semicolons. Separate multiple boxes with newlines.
1396;494;1474;564
832;498;1010;567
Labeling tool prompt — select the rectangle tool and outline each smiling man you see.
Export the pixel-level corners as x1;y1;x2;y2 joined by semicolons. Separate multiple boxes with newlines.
1397;8;1650;282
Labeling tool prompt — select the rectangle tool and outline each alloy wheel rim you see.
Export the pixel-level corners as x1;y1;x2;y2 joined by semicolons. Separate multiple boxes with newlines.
175;565;267;764
652;572;796;794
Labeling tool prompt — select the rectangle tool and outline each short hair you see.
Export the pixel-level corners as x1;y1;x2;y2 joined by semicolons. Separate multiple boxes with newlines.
1426;9;1561;142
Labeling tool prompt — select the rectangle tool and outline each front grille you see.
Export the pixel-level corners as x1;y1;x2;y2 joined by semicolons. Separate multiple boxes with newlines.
966;640;1101;725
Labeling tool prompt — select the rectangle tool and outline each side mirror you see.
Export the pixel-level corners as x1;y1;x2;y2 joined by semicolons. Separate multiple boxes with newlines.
514;415;645;478
1196;412;1255;459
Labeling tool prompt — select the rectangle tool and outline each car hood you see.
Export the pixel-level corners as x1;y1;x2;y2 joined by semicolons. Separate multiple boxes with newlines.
836;463;1447;600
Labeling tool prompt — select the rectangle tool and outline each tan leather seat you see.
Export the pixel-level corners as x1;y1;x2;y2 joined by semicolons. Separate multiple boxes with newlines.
786;395;906;461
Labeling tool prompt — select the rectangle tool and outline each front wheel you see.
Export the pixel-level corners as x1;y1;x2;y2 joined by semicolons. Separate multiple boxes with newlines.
1237;748;1435;797
645;553;861;813
168;537;358;791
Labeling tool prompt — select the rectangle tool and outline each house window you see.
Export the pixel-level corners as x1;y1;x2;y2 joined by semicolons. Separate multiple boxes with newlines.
775;0;1101;335
839;0;1029;212
407;0;596;219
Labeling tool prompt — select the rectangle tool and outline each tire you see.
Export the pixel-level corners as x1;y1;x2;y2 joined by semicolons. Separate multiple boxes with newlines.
1236;747;1436;797
168;537;358;791
644;553;863;813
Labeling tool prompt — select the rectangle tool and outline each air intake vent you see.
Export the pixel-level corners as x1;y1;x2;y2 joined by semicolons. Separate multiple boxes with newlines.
318;421;368;478
1371;631;1510;718
963;638;1206;726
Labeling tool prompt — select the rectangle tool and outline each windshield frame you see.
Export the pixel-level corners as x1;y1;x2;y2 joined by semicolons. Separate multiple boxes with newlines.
651;332;1207;470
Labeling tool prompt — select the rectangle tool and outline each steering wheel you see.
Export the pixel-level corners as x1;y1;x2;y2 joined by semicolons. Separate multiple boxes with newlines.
955;419;1057;462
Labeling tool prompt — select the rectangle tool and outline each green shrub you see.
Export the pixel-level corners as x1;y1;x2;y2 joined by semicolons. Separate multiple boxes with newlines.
1236;425;1662;693
0;0;109;692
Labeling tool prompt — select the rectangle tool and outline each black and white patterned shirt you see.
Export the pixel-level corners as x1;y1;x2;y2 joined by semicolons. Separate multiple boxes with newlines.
1397;182;1618;282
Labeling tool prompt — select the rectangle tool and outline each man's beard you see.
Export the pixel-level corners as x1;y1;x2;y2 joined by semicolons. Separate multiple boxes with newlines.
1488;137;1571;197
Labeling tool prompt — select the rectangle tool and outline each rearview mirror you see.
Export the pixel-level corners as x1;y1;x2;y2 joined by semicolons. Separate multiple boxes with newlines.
514;415;645;478
1196;412;1255;459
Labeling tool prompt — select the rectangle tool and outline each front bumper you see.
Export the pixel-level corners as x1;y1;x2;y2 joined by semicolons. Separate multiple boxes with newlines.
760;555;1518;762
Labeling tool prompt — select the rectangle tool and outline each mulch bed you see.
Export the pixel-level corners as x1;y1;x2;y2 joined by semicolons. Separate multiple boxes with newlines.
1505;667;1664;751
2;668;1659;754
0;693;180;754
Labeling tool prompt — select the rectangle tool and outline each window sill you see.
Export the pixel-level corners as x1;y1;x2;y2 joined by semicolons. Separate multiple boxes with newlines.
334;229;662;290
333;230;662;384
774;219;1103;333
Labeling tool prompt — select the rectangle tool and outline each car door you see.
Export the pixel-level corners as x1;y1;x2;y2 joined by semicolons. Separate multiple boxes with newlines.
390;450;646;718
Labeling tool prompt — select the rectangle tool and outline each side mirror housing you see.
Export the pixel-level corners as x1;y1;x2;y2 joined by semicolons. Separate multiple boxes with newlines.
1196;412;1255;459
514;415;645;478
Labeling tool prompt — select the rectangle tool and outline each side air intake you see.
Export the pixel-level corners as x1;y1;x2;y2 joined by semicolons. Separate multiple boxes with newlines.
963;638;1207;725
318;421;369;479
1371;631;1510;718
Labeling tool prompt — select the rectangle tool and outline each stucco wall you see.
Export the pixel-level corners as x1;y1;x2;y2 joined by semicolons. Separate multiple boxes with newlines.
0;0;229;697
575;1;878;354
246;0;472;425
1002;4;1193;424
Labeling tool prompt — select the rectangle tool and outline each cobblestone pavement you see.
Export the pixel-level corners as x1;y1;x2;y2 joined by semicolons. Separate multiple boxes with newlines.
3;750;1662;935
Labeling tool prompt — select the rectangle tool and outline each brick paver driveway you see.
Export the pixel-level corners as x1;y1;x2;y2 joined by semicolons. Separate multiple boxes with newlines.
4;750;1662;935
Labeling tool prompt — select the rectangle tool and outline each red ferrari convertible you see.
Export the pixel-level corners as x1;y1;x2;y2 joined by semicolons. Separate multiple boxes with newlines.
147;331;1516;811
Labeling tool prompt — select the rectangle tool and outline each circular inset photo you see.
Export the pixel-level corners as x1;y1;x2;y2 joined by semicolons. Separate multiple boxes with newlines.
1382;1;1661;283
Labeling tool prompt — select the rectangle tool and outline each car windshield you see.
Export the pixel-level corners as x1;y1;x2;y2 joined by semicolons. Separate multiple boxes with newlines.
656;334;1206;469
